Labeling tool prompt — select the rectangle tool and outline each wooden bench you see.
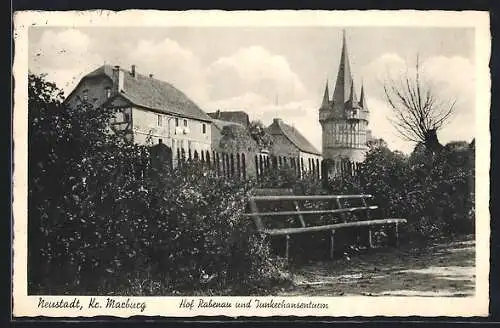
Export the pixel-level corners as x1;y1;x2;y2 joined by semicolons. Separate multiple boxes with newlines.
246;188;407;259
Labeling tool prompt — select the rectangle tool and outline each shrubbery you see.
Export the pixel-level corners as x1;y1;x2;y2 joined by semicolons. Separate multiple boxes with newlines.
326;144;475;241
28;73;284;295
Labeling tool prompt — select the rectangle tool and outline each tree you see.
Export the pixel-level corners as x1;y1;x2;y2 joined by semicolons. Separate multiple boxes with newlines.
248;120;273;150
28;72;151;291
383;55;456;154
367;137;388;150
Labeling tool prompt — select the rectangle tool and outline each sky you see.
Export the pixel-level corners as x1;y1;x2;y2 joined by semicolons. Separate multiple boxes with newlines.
28;26;476;154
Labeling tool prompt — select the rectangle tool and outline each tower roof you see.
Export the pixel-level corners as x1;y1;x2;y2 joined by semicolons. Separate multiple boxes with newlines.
332;30;355;106
360;82;368;109
321;79;330;108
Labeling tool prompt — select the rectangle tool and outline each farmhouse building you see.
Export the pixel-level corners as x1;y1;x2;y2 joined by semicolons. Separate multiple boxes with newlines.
64;64;213;162
267;118;322;175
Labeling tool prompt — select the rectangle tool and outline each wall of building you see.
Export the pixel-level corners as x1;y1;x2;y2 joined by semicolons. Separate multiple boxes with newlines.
65;76;114;109
270;134;301;158
321;119;368;163
132;107;211;161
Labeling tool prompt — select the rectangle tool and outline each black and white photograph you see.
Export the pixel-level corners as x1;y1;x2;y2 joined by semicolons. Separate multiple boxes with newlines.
12;10;490;317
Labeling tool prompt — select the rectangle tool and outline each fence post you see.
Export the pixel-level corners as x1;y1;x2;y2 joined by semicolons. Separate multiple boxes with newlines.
236;153;241;180
255;155;259;181
216;152;220;176
230;153;235;178
242;153;246;180
259;155;264;178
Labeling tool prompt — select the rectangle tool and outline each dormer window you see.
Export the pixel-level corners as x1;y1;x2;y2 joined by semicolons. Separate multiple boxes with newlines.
105;87;111;99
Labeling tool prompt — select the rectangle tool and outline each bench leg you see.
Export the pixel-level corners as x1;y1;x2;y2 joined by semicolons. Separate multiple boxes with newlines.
329;230;336;259
395;223;400;247
285;234;290;260
368;227;373;248
389;223;400;247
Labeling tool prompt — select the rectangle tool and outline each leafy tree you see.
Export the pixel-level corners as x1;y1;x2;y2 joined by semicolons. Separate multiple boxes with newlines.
28;73;283;295
219;124;258;153
367;137;389;150
28;72;150;290
248;120;273;150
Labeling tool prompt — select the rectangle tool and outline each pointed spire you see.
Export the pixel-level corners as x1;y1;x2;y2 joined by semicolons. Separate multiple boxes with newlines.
349;80;358;103
321;79;330;108
360;81;368;109
333;29;354;106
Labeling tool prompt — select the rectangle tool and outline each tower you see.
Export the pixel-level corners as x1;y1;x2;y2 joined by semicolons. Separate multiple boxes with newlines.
319;31;370;165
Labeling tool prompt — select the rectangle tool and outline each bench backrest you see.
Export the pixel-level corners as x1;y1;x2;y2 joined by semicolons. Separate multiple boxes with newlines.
247;191;379;232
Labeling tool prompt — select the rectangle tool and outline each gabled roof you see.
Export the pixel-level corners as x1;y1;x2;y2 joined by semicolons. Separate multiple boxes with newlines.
207;110;250;127
81;65;212;122
211;119;245;131
268;119;321;156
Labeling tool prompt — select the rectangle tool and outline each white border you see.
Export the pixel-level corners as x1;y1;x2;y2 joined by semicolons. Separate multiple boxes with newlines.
12;10;490;317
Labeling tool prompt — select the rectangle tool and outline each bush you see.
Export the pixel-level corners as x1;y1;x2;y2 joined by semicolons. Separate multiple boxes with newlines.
325;144;475;241
28;73;284;295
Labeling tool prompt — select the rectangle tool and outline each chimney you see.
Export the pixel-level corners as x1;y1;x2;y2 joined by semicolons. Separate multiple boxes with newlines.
112;65;124;94
131;64;136;78
273;118;283;124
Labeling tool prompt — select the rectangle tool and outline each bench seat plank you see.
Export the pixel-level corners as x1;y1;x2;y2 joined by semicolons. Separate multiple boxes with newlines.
251;194;373;201
262;218;407;236
245;205;378;217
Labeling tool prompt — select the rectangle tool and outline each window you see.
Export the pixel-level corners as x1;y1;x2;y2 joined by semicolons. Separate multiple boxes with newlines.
202;123;206;134
183;119;188;127
175;118;179;127
82;89;89;102
157;115;162;126
105;87;111;99
124;112;131;122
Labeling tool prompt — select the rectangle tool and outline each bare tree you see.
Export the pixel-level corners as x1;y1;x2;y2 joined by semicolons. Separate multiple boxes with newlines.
383;55;456;153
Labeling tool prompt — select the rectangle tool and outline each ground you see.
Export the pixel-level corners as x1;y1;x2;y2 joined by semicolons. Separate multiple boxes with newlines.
278;234;475;297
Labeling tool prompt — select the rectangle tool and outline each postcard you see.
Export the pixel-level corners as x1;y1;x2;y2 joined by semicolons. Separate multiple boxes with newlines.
12;9;490;318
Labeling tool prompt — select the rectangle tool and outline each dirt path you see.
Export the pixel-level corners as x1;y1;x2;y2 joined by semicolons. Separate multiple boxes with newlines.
278;235;475;297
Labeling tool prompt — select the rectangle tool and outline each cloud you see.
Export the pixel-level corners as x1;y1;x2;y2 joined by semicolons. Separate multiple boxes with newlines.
206;46;308;103
29;29;104;92
125;38;208;103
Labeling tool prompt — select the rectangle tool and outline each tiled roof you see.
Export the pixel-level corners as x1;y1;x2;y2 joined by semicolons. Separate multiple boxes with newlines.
268;119;321;155
212;119;245;131
86;65;212;122
207;111;250;127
